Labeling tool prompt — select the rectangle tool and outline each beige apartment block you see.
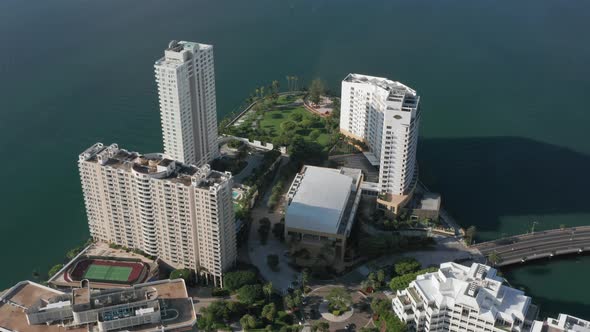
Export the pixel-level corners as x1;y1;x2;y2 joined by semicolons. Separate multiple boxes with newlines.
78;143;236;287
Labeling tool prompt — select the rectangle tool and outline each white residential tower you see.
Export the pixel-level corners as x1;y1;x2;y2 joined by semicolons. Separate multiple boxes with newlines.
155;40;219;166
340;73;421;214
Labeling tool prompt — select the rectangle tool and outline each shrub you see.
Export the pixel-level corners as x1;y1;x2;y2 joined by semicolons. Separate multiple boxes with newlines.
227;139;243;149
212;287;230;297
276;311;293;325
272;222;285;241
389;268;438;292
170;268;195;286
48;264;63;278
394;258;421;276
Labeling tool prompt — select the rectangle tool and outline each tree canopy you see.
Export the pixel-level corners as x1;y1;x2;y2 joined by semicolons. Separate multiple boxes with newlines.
237;284;263;305
394;258;421;276
389;268;438;292
240;314;258;330
223;270;258;291
261;303;276;322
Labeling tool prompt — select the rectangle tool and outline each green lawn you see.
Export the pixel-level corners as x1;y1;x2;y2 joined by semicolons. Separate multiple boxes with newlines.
259;106;309;136
316;133;331;146
84;264;132;282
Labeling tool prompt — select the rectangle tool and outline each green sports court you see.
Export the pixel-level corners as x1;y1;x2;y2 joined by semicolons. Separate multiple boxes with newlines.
83;264;132;282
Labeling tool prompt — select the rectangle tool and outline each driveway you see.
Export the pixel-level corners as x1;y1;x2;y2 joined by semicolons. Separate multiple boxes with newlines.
232;153;264;184
247;206;300;292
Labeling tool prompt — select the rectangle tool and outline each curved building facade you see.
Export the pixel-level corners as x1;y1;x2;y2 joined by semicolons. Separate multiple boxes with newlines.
340;73;421;214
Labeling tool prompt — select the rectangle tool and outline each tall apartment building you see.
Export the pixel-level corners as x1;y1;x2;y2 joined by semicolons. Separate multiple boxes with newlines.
155;40;219;166
78;143;236;287
340;73;420;214
392;262;538;332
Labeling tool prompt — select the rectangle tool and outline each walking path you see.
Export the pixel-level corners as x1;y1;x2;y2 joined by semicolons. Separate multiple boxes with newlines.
246;157;299;292
319;302;354;322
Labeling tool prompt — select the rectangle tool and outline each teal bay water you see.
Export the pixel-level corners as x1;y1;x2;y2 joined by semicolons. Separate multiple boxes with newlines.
1;0;589;318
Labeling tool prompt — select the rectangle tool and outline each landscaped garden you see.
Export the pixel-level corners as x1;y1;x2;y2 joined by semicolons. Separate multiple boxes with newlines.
220;79;342;164
197;267;308;332
226;92;337;151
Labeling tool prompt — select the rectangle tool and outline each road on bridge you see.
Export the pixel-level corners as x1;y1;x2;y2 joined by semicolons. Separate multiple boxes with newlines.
473;226;590;266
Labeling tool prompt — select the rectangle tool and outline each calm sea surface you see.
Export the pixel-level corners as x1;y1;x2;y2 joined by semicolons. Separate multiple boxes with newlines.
1;0;589;318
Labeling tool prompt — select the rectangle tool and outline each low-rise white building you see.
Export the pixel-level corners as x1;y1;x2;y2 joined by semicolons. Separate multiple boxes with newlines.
284;166;363;263
392;262;538;332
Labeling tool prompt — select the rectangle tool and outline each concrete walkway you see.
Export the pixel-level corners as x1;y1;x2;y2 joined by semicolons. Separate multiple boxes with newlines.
232;153;263;184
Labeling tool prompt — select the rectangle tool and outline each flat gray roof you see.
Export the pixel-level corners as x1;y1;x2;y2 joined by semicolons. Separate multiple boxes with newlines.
286;166;353;234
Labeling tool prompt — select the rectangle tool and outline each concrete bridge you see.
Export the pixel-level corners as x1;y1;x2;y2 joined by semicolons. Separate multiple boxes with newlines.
473;226;590;266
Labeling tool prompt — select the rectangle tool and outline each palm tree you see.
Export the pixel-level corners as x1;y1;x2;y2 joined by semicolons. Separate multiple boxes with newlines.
488;251;502;266
301;269;309;288
272;80;280;99
255;88;260;99
263;282;273;302
286;76;291;92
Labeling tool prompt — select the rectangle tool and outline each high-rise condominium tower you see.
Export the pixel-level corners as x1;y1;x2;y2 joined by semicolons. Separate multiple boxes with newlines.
340;74;421;214
154;40;219;166
78;143;236;287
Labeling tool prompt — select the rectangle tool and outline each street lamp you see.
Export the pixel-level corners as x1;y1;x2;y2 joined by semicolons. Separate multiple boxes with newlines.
531;221;539;235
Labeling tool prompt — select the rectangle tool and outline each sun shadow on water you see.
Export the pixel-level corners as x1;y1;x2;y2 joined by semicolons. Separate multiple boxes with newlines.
418;136;590;236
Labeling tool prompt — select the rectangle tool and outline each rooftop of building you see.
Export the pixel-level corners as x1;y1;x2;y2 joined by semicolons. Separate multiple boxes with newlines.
0;281;84;332
155;40;212;67
409;262;532;323
406;192;442;211
194;167;231;189
0;279;195;332
286;166;358;235
166;40;212;52
79;143;229;187
343;73;417;97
